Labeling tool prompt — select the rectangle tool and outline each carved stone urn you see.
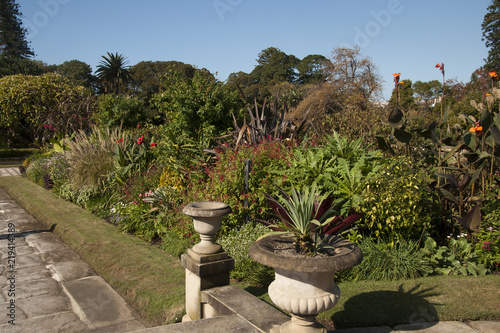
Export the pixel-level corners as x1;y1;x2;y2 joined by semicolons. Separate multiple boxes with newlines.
249;234;363;333
182;201;231;255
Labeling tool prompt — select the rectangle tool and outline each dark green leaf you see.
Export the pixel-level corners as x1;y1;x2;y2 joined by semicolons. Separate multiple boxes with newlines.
388;107;404;124
463;133;476;151
375;136;395;155
439;188;459;204
443;103;451;123
479;109;492;132
436;173;459;189
461;205;481;232
393;127;412;144
442;136;456;146
490;125;500;144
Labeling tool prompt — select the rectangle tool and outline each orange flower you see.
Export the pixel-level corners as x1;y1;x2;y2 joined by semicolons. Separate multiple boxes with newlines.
489;71;498;79
469;123;483;136
398;81;405;84
435;63;444;73
393;73;401;85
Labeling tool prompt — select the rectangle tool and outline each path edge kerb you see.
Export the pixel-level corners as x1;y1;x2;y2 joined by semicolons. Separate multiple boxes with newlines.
0;176;185;326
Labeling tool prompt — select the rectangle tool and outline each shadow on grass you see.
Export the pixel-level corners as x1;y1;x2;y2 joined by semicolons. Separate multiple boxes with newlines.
331;284;442;329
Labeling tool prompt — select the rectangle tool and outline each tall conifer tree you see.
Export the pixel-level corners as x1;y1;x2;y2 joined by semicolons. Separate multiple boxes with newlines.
482;0;500;71
0;0;34;60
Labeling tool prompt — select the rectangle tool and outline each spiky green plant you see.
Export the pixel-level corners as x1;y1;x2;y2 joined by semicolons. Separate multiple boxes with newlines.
263;184;361;255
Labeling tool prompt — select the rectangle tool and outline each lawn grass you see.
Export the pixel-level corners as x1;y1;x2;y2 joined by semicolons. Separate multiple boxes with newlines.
241;274;500;329
0;176;185;326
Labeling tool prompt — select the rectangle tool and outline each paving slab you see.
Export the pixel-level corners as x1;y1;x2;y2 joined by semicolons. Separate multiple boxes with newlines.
62;275;143;330
467;321;500;333
17;294;71;318
334;326;393;333
25;232;70;253
0;311;88;333
47;259;96;282
8;264;52;281
393;321;477;332
0;167;21;177
1;277;62;300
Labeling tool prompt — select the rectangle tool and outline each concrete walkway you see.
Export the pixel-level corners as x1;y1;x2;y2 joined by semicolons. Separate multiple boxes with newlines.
1;168;499;332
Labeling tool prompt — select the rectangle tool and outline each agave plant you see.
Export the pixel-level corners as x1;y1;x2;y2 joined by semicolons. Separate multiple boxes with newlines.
260;184;363;255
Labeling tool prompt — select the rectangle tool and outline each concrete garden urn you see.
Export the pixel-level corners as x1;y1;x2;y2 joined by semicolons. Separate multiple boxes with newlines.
182;201;232;255
249;234;362;333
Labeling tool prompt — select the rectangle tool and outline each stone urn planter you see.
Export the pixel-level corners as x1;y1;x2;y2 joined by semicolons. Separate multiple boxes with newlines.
249;234;362;333
182;201;231;255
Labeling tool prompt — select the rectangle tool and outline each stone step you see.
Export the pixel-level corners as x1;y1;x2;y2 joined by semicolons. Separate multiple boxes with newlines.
129;285;289;333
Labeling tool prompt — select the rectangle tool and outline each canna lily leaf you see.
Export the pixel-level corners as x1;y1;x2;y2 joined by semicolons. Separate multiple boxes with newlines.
490;125;500;144
394;127;412;144
439;188;459;204
461;205;481;232
480;109;492;132
388;106;404;124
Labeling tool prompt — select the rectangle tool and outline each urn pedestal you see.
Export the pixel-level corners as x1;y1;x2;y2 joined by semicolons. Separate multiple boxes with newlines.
181;201;233;321
249;235;363;333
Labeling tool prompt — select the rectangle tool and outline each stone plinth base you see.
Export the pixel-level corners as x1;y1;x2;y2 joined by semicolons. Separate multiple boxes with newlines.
181;249;234;321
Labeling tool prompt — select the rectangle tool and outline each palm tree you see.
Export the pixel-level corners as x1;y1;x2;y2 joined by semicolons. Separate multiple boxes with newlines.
95;52;132;94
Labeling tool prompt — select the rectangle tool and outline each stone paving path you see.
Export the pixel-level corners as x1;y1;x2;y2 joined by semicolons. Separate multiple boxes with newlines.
0;167;21;177
0;185;147;332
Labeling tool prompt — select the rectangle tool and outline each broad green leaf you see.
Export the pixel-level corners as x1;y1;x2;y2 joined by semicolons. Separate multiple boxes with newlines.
436;173;459;188
388;106;404;124
443;103;451;123
463;133;476;151
375;136;395;155
479;109;492;131
490;125;500;144
393;127;412;144
439;188;459;204
461;205;481;231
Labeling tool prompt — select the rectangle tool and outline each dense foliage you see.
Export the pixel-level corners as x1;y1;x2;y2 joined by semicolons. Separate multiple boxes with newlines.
0;73;95;147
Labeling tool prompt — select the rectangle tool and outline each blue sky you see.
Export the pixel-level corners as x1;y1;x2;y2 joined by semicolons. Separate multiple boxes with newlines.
17;0;490;100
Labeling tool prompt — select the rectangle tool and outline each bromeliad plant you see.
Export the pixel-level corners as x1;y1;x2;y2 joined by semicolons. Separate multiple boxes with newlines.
260;184;363;255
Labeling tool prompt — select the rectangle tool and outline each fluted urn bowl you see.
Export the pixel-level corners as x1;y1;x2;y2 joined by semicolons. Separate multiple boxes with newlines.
182;201;231;255
249;234;363;333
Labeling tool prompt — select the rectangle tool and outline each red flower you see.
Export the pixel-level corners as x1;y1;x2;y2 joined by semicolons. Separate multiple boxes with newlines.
137;123;142;129
150;143;157;148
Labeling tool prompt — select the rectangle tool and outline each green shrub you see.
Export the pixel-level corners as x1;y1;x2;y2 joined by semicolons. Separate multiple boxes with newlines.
359;157;440;243
94;94;147;129
25;155;50;187
185;140;293;234
337;238;432;282
0;148;39;158
218;222;273;284
424;236;489;276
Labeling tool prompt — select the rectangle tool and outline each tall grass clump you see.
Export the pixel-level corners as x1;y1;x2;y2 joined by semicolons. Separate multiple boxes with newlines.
338;238;432;282
66;126;127;190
